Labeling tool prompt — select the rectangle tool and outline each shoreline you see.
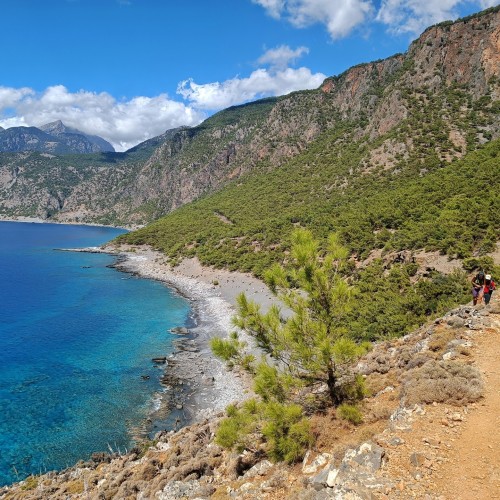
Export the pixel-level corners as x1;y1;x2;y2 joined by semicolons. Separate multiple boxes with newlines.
0;215;138;231
99;245;276;428
6;220;274;440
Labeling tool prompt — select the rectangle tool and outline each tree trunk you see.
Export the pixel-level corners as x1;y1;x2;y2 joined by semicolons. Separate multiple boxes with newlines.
327;367;340;405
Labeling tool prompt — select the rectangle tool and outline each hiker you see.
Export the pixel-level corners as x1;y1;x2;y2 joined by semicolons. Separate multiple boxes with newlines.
483;274;496;305
471;271;485;305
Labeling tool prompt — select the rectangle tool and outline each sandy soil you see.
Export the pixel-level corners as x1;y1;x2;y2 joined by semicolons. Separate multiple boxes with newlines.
373;294;500;499
431;301;500;499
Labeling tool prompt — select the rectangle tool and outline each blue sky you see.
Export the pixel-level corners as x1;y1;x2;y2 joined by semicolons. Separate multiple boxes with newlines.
0;0;497;150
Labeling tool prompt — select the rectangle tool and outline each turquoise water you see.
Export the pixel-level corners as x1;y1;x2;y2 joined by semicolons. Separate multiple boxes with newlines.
0;222;191;485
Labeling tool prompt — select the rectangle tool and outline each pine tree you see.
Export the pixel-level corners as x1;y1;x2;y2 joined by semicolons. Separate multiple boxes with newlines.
233;229;369;405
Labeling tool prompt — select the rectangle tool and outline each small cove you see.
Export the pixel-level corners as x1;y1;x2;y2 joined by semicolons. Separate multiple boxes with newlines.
0;222;191;486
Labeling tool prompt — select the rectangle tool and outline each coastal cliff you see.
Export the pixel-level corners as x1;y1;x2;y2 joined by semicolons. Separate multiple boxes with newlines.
0;7;499;226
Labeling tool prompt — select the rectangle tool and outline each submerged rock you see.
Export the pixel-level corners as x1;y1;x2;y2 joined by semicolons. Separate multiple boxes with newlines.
152;357;167;364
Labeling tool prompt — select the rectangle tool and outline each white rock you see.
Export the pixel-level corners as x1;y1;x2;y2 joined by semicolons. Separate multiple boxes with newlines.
302;452;333;474
326;468;339;487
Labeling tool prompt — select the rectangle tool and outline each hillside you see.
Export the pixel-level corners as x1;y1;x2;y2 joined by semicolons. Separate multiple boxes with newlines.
2;289;498;499
0;7;499;226
2;6;500;499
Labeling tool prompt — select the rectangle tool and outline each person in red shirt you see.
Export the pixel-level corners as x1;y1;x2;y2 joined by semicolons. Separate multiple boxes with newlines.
483;274;496;305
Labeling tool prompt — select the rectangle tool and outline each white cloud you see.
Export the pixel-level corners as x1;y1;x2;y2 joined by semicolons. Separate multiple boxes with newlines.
177;66;326;110
479;0;499;7
377;0;467;34
1;50;326;148
377;0;500;34
258;45;309;69
0;85;204;151
253;0;374;38
0;86;34;110
252;0;286;18
253;0;498;37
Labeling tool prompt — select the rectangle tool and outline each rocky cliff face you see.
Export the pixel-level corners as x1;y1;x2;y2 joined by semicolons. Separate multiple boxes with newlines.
0;8;499;226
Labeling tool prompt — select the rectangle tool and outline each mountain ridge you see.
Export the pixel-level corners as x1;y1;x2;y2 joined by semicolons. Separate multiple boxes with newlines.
0;121;114;155
0;6;498;227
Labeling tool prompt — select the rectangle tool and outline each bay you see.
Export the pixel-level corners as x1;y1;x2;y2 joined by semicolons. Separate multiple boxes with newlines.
0;222;190;485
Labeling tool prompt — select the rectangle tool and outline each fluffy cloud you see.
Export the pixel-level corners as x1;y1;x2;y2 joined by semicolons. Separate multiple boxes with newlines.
253;0;498;37
254;0;374;38
1;56;326;148
479;0;500;7
252;0;285;18
177;66;326;110
0;85;205;151
377;0;469;34
257;45;309;69
0;87;34;110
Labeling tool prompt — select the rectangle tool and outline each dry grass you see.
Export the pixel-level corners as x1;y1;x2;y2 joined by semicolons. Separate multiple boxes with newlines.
365;371;400;396
401;360;484;406
65;480;84;495
427;329;456;353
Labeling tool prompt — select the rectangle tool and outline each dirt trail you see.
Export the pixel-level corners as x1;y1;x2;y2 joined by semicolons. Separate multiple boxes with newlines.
432;295;500;499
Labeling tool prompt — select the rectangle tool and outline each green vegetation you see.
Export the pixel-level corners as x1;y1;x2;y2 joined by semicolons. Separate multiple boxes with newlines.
119;131;498;339
215;399;312;463
120;133;499;271
234;230;370;404
212;231;369;461
337;404;364;425
20;475;38;491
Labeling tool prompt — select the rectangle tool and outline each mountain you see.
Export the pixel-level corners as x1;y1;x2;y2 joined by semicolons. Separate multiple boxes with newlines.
0;121;114;154
0;7;499;230
39;120;115;153
0;126;74;154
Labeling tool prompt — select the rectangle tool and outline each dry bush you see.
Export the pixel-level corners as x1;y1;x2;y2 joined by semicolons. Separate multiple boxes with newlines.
401;360;484;406
65;480;84;495
362;352;392;375
366;402;397;423
405;352;434;370
427;329;456;353
365;371;399;396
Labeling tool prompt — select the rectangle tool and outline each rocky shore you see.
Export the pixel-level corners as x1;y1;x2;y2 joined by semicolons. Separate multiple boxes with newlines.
63;244;277;427
1;286;498;499
108;246;277;422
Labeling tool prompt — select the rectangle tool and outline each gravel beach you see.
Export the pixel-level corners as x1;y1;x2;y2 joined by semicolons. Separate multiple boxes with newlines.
105;245;277;425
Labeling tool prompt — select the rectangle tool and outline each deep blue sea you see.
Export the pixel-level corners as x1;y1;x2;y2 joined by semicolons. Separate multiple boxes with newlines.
0;222;191;486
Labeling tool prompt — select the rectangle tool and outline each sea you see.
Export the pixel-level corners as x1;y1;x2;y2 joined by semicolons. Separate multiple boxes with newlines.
0;221;191;486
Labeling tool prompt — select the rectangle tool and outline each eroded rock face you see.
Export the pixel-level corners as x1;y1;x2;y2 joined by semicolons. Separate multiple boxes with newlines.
1;9;499;225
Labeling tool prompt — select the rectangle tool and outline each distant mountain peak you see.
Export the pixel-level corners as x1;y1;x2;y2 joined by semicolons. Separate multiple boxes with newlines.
40;121;115;153
0;121;115;154
40;120;74;135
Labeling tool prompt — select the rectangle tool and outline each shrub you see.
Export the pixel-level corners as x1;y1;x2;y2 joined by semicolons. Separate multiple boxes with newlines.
402;360;484;405
462;256;495;272
21;476;38;491
216;399;313;463
337;404;364;425
210;334;241;361
215;401;259;451
261;402;313;463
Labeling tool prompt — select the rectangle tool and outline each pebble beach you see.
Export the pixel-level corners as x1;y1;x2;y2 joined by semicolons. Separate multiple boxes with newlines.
106;245;277;424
